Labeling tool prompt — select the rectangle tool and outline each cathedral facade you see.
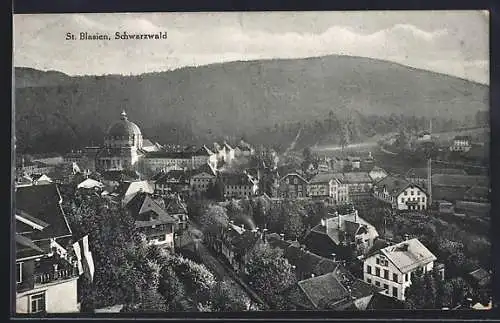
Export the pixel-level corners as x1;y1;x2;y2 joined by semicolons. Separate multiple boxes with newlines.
96;111;146;171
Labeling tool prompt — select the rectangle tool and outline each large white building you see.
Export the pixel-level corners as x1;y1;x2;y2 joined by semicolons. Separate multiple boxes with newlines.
307;173;349;205
363;238;437;301
373;176;428;211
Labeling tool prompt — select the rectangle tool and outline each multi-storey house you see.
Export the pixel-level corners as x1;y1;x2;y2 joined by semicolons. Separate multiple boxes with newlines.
363;238;437;301
125;192;177;249
373;176;428;211
15;184;81;314
278;173;309;199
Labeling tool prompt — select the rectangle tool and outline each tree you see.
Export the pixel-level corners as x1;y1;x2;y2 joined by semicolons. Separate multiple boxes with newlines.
199;205;229;236
283;207;305;241
246;244;296;309
210;280;250;312
340;123;350;151
158;266;190;311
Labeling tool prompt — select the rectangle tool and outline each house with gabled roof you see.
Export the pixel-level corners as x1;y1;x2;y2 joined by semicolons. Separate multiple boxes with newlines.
125;192;177;249
373;175;428;211
284;265;383;310
369;166;388;183
15;184;82;313
363;238;437;301
307;173;349;205
304;210;379;260
278;172;309;199
154;170;191;196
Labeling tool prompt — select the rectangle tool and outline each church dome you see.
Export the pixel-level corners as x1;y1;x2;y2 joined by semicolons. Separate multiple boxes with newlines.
107;111;142;138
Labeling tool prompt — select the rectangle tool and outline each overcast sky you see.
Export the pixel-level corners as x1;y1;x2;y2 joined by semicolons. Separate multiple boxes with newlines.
13;11;489;84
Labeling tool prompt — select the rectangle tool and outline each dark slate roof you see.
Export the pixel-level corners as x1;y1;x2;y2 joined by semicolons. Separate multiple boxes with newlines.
195;145;214;156
156;170;191;185
349;279;383;300
454;135;472;141
468;268;492;287
16;209;50;229
126;192;177;226
192;163;217;177
366;292;405;310
375;175;412;196
16;234;45;260
165;196;188;214
15;184;72;241
297;272;349;309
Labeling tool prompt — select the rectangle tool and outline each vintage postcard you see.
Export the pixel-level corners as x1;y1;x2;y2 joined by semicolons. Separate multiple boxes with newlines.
12;11;491;315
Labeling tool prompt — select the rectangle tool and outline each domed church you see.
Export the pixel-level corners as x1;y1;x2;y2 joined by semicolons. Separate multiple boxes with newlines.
96;111;158;171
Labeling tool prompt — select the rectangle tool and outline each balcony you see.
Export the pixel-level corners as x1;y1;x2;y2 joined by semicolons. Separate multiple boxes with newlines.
34;267;79;285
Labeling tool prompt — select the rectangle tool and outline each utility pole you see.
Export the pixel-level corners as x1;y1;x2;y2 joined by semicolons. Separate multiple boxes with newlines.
427;118;433;206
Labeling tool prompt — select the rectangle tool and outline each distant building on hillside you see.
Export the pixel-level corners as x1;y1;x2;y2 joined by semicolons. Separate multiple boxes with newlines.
450;135;472;152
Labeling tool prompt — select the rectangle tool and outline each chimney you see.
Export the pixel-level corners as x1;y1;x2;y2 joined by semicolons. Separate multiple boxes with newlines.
279;233;285;240
404;234;409;241
354;209;358;223
262;228;268;243
331;253;336;262
311;274;315;278
321;219;326;227
241;224;245;231
337;212;341;229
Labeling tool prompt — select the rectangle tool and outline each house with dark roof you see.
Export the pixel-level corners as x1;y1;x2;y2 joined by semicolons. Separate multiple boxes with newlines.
363;238;437;301
125;192;177;249
304;210;379;260
466;268;492;292
234;141;255;157
220;172;259;199
278;173;309;199
207;223;263;274
113;180;155;205
373;175;428;211
164;193;189;232
15;184;81;313
285;269;383;310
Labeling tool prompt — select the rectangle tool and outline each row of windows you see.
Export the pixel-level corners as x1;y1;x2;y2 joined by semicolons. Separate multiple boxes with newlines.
366;264;409;283
401;197;425;203
366;278;399;298
404;190;421;196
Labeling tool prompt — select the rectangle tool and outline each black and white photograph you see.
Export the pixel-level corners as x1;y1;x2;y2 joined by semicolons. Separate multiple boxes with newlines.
12;11;491;315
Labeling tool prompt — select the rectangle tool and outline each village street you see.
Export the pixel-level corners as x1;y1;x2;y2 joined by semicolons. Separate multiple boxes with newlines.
177;220;265;310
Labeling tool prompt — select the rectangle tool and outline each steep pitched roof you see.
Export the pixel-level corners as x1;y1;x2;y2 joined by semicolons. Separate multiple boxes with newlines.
374;175;412;196
309;173;336;184
309;211;378;245
16;234;45;260
16;209;50;231
279;173;309;184
378;238;437;274
15;184;72;241
126;193;177;226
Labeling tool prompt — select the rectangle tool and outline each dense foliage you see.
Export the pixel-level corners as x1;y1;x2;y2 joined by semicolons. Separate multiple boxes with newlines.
245;244;296;310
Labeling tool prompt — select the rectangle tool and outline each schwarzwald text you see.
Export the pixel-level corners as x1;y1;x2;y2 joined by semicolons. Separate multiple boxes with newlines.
71;31;168;40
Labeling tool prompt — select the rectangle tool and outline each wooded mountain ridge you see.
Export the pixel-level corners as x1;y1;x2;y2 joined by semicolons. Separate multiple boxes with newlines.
14;55;488;153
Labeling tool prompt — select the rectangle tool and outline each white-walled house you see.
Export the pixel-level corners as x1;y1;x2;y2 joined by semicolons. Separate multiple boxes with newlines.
363;238;437;301
307;173;349;205
373;176;428;211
